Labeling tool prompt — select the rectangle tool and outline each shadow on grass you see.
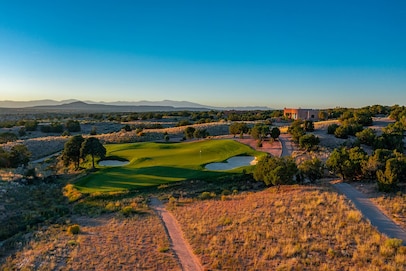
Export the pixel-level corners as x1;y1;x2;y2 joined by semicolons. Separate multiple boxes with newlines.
74;166;234;193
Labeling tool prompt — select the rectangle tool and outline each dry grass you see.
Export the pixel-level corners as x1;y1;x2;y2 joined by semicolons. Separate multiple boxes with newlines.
371;192;406;229
171;185;406;270
1;212;181;271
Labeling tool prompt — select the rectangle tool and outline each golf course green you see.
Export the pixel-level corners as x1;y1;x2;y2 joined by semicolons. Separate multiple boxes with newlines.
74;139;265;193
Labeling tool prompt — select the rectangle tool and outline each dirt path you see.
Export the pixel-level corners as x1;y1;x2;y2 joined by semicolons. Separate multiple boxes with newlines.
150;197;203;271
333;183;406;245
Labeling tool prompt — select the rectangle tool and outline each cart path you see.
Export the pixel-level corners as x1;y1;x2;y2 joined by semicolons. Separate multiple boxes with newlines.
279;134;295;157
333;183;406;245
150;197;203;271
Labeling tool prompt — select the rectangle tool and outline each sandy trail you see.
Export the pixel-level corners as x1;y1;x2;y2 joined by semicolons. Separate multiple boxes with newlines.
150;197;203;271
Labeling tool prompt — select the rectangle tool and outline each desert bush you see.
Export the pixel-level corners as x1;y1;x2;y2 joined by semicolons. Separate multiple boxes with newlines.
326;147;368;181
298;158;324;182
299;134;320;151
120;206;136;217
0;132;18;144
63;184;83;202
334;125;349;139
199;191;216;200
376;157;406;192
68;224;80;235
254;156;298;186
356;128;376;146
304;120;314;132
184;126;196;139
327;123;339;134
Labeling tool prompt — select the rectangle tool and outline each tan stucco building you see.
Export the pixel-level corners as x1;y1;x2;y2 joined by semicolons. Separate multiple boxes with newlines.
283;108;319;121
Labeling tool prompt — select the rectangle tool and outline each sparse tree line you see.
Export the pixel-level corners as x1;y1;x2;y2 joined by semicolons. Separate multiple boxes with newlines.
0;145;31;168
288;120;320;151
0;120;82;143
229;122;280;144
255;105;406;191
253;156;324;186
183;127;209;140
62;135;106;169
327;147;406;192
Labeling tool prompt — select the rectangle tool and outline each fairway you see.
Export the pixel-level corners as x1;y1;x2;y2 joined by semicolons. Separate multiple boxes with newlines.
74;139;265;193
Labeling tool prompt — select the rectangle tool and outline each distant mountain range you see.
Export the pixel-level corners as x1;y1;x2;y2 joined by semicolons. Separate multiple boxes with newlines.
0;99;272;113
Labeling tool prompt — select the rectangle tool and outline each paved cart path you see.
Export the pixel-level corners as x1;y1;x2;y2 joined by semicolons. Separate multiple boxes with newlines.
279;134;295;157
333;183;406;244
150;197;203;271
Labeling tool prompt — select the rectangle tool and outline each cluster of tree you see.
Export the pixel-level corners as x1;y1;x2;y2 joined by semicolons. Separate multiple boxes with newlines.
250;124;271;141
328;122;363;139
357;123;404;152
122;123;163;132
226;110;282;121
253;156;324;186
0;120;23;128
339;109;373;126
40;120;81;134
287;120;320;151
0;145;31;168
229;122;249;137
62;135;106;169
322;105;390;121
326;146;406;191
389;105;406;121
183;127;209;139
0;132;18;144
328;119;404;153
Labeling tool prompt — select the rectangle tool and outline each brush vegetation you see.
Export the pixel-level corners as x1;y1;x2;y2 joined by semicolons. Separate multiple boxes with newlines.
170;185;406;270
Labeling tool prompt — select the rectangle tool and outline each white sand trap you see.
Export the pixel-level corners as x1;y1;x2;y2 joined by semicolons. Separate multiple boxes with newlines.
205;156;257;171
99;160;129;166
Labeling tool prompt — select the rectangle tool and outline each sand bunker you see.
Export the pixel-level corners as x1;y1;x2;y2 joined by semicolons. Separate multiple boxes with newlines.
99;160;129;167
205;156;257;171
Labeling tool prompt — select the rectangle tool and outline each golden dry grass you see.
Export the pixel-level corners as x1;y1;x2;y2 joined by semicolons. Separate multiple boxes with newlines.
1;213;181;271
171;185;406;270
371;192;406;229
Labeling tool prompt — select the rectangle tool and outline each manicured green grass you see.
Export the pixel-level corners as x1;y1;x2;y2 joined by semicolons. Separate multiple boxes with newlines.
74;139;265;193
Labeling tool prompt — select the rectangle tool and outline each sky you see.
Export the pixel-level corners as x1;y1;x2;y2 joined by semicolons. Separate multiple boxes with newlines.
0;0;405;109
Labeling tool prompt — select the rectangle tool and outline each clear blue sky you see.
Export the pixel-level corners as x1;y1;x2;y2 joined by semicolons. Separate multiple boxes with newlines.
0;0;405;109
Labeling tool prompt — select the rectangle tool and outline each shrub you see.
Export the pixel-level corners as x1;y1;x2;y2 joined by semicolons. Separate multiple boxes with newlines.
327;124;339;134
298;158;324;182
254;156;298;186
326;147;368;181
376;157;406;192
199;191;216;200
356;128;376;146
299;134;320;151
334;126;349;139
68;224;80;235
120;206;136;217
304;120;314;132
0;132;18;144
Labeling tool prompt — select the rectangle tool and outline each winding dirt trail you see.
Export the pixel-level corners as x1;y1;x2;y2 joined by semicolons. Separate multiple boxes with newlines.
150;197;203;271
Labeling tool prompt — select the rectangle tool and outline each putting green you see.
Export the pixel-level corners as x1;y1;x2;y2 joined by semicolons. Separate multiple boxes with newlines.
74;139;265;193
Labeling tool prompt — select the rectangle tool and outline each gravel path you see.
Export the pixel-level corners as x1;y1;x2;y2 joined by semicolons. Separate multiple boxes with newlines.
150;197;203;271
333;183;406;245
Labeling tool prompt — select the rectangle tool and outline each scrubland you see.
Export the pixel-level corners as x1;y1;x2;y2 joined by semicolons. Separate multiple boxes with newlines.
171;185;406;270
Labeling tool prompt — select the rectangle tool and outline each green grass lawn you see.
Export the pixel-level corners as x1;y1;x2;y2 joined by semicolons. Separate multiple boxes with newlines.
74;139;265;193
